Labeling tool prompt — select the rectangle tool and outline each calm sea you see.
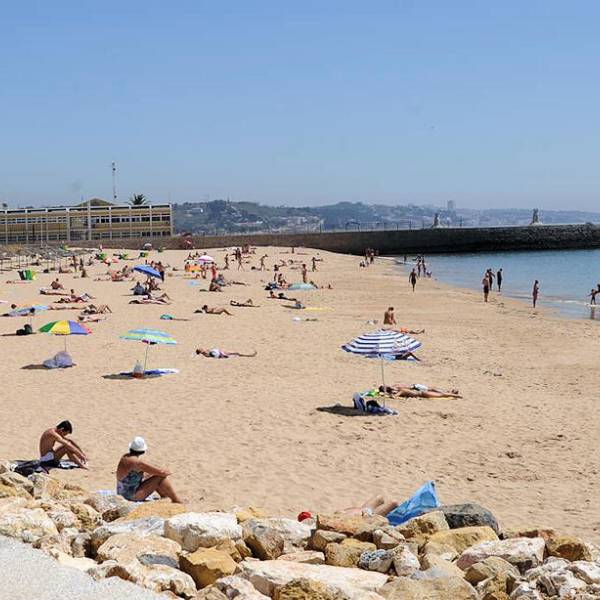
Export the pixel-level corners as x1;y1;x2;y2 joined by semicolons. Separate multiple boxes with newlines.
396;249;600;320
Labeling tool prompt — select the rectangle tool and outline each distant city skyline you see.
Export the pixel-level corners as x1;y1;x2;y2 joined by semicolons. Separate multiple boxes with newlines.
1;2;599;210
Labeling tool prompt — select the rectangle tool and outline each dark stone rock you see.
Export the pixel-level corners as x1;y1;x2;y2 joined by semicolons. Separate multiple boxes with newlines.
438;503;500;535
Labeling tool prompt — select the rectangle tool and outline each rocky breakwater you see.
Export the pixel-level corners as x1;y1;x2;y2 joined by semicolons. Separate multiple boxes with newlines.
1;462;600;599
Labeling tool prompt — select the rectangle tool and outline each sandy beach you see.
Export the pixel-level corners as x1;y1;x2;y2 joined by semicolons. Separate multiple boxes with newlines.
1;246;598;543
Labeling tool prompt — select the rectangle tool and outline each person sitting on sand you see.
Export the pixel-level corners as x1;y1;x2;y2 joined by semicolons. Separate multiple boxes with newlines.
230;299;258;307
209;278;223;292
132;282;145;296
50;278;64;290
39;420;88;469
116;437;183;503
383;307;397;326
381;384;461;399
196;304;233;316
195;348;257;358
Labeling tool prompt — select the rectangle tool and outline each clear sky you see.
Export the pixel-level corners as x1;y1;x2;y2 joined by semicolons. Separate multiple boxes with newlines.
1;1;599;210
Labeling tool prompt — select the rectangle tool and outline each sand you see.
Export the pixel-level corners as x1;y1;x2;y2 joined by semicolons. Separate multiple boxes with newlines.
0;246;598;542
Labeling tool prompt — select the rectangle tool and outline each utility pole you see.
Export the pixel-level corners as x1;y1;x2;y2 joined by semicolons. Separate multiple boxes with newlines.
112;161;117;202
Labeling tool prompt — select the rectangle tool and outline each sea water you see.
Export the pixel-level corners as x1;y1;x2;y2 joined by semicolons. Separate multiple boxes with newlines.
396;249;600;320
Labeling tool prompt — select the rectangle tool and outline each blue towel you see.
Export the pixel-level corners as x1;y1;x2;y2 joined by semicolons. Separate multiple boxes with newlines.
352;392;398;416
386;481;440;525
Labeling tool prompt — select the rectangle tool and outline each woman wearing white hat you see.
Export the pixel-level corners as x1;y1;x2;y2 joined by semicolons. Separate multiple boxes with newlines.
116;436;183;503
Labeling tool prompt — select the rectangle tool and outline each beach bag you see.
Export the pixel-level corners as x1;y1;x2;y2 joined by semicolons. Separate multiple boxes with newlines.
386;481;440;526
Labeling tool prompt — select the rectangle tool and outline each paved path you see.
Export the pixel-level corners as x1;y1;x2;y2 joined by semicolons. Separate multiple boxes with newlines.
0;536;165;600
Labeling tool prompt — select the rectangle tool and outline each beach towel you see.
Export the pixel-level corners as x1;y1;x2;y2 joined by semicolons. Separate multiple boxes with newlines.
118;368;179;378
352;392;398;416
13;459;80;477
386;481;440;526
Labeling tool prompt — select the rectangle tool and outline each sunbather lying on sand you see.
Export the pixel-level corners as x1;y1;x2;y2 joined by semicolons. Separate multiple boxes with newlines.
340;495;400;517
129;296;171;305
380;384;461;398
196;305;233;316
116;437;183;503
40;288;69;296
195;348;257;358
77;315;107;323
268;291;298;301
230;299;259;307
81;304;112;315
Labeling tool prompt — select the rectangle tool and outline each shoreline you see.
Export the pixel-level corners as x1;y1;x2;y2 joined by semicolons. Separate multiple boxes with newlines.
0;246;598;544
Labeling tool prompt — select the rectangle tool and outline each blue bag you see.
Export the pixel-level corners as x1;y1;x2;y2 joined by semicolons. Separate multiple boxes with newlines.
386;481;440;526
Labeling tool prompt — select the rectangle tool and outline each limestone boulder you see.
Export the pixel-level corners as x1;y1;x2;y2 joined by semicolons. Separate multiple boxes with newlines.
211;575;269;598
0;497;28;513
0;471;34;496
358;549;394;573
545;533;592;562
0;506;59;543
380;574;478;599
245;518;312;552
84;492;133;521
440;503;500;535
509;581;544;599
118;500;187;522
373;527;406;550
29;473;65;500
91;516;166;552
68;502;103;531
421;553;466;579
325;538;376;568
96;532;181;568
569;561;600;585
71;532;92;557
214;538;244;562
278;551;326;565
54;550;97;572
464;556;519;585
502;526;555;541
424;526;499;559
539;568;587;597
0;482;30;499
309;529;346;552
244;521;285;560
396;511;449;545
391;544;420;577
234;506;269;523
0;459;13;474
46;505;80;531
89;558;196;598
164;512;242;552
274;578;352;599
240;559;388;599
180;547;237;588
316;514;388;542
457;537;546;573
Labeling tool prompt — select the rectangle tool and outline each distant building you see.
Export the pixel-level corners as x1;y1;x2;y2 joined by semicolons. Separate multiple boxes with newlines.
0;201;172;244
447;200;456;212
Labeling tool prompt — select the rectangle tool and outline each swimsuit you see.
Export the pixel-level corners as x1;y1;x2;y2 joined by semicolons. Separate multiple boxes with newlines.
117;469;144;500
40;451;59;467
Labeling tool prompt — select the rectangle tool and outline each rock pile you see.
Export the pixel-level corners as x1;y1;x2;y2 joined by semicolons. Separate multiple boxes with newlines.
1;461;599;599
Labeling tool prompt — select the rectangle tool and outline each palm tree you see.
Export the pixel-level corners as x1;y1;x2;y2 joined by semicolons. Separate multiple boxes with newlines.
129;193;147;206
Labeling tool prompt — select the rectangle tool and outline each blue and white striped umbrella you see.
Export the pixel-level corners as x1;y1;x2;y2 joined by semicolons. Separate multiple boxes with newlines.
342;329;421;358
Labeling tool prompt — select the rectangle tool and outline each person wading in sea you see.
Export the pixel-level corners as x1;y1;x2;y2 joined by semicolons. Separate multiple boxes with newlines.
496;268;503;292
532;280;540;308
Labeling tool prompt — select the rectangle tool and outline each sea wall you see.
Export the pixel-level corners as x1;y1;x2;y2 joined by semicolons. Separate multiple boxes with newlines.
98;224;600;255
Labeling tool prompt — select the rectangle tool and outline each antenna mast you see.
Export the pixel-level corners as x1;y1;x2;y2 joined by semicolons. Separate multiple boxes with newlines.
112;161;117;202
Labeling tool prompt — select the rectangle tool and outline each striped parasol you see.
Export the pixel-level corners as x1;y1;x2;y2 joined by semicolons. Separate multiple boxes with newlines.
342;329;421;357
39;319;92;350
342;329;422;400
120;328;176;375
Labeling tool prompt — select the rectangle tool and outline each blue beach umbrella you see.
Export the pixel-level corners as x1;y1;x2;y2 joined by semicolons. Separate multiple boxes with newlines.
133;265;161;278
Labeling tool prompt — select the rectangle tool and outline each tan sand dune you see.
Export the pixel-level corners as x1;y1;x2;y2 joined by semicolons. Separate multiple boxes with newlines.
0;246;598;541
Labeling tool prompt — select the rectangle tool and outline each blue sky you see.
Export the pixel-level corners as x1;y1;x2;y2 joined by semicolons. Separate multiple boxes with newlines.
1;1;599;210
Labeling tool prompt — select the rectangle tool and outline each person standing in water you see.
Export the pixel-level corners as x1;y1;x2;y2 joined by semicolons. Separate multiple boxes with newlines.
496;268;503;292
589;289;597;305
482;273;490;302
409;269;417;292
532;280;540;308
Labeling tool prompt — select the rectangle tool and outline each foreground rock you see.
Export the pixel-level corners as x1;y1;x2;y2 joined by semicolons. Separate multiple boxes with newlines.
164;512;242;552
240;559;388;599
